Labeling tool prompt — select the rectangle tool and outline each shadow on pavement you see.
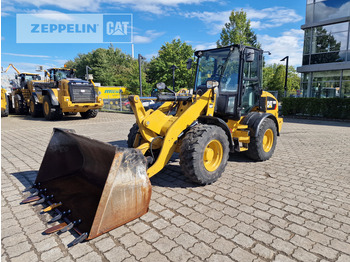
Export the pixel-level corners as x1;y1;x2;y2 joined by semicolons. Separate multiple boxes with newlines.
11;114;88;122
106;143;254;188
11;171;38;189
150;166;200;189
228;152;252;163
108;140;128;147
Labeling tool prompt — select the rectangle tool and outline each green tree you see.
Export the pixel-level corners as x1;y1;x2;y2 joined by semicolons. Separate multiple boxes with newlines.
123;60;152;95
65;45;151;94
147;39;195;92
217;9;260;48
262;64;276;89
263;64;301;99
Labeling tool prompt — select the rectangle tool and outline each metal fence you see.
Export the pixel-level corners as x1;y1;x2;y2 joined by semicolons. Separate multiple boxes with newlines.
101;95;132;112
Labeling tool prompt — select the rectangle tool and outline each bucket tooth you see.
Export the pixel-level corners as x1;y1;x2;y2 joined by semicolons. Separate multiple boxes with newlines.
68;232;88;247
23;183;41;192
60;219;81;233
43;222;67;234
29;189;39;197
34;128;152;240
49;210;71;223
21;195;41;204
34;194;53;205
42;202;62;213
30;188;46;197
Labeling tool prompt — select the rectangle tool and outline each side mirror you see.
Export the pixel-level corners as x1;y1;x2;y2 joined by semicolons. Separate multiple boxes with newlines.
156;82;166;90
186;58;193;70
206;80;219;89
245;48;255;63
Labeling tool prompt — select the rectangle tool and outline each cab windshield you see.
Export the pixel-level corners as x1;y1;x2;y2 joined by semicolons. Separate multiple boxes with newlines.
24;75;40;81
54;70;73;80
195;47;240;92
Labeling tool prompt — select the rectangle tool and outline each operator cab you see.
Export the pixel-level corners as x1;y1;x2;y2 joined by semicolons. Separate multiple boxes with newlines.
194;45;263;120
16;73;41;89
46;68;76;82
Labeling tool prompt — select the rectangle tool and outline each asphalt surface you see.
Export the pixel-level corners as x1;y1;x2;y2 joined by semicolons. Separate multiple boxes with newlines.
1;112;350;262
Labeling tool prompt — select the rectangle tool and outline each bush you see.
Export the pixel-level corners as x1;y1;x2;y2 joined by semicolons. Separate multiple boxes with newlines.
281;98;350;119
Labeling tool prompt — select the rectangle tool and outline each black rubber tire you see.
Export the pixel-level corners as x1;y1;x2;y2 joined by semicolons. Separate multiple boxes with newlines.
8;95;14;114
127;123;139;148
179;124;229;185
14;94;25;115
29;96;42;118
43;95;62;121
127;123;160;164
80;109;98;119
246;118;277;161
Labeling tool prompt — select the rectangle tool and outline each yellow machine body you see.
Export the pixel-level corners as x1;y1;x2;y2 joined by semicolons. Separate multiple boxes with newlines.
1;88;9;117
28;79;103;113
129;88;283;179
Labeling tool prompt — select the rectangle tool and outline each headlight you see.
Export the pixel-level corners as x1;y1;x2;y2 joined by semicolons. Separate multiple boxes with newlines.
206;80;219;89
156;82;166;90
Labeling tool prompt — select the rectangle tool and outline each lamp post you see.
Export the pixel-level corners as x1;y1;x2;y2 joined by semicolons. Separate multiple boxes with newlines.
170;64;178;91
138;54;145;96
280;56;289;97
86;66;92;81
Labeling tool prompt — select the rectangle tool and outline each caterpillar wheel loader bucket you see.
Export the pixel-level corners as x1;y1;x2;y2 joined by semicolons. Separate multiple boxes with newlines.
22;128;151;244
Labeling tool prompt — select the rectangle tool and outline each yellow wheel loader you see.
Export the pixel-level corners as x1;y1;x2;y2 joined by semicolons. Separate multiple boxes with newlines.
27;67;103;120
21;45;282;246
1;88;9;117
2;64;41;115
127;44;283;184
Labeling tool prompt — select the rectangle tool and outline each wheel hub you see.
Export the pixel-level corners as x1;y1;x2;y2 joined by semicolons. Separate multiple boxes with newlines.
263;129;273;152
30;101;34;112
44;102;50;115
203;140;223;172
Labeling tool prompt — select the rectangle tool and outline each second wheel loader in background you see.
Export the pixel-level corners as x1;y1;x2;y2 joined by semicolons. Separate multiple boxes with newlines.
2;64;41;114
21;44;282;246
27;67;103;120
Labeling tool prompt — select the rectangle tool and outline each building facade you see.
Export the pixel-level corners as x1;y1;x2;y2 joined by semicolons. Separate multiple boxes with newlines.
297;0;350;98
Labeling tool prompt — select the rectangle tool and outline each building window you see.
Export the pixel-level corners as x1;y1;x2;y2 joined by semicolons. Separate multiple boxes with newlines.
302;22;350;65
311;71;341;98
307;0;350;23
301;73;310;97
341;81;350;97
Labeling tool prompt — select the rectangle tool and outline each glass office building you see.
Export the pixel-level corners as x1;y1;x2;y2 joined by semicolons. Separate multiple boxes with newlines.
297;0;350;98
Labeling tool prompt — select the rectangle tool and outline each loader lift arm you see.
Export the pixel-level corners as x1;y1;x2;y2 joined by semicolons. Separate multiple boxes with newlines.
128;44;282;184
3;64;21;74
129;88;217;178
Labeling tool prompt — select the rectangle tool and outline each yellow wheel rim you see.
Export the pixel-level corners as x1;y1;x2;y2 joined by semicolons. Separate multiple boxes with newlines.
263;129;274;152
30;101;35;113
203;140;223;172
44;101;50;115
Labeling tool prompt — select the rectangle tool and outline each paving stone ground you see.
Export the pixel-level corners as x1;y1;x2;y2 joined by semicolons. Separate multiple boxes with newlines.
1;112;350;262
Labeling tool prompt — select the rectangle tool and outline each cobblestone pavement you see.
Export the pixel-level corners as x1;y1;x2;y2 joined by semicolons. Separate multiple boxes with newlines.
1;112;350;262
